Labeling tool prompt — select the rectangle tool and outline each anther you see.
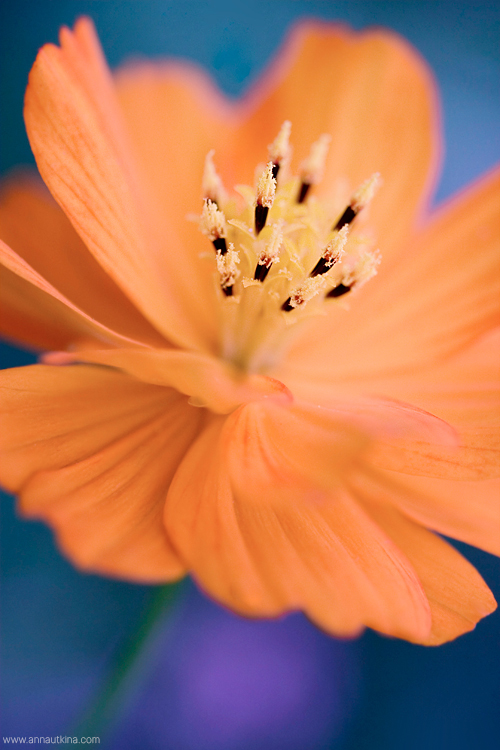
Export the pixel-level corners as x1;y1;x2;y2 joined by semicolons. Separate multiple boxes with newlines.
282;276;327;311
333;173;381;230
326;283;351;298
310;225;349;277
326;248;380;299
297;134;331;203
216;243;240;296
203;150;225;206
254;221;283;282
268;121;292;180
201;198;227;253
255;162;276;235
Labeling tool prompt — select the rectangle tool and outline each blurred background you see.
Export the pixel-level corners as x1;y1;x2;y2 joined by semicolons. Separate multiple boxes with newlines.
1;1;499;748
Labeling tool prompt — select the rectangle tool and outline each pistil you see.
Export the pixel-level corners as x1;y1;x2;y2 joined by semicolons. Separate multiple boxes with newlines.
268;121;292;181
333;173;381;230
202;150;225;206
216;243;240;296
297;134;331;203
282;276;327;311
201;198;227;253
254;220;283;281
326;248;380;298
255;162;276;234
310;225;349;277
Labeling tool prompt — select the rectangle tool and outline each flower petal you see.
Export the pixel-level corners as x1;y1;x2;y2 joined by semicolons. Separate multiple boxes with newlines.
379;471;500;558
115;63;235;307
357;494;497;644
237;22;440;261
0;262;82;350
0;364;192;491
24;18;217;351
42;346;293;414
0;175;167;347
0;364;201;581
0;238;150;349
165;403;433;641
281;167;500;384
366;327;500;479
20;402;199;583
262;382;460;479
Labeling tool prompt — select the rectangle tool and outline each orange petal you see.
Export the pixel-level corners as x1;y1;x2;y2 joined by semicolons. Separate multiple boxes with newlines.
366;327;500;480
0;363;193;492
281;167;500;385
24;18;217;352
0;238;150;349
115;63;235;311
42;346;293;414
20;397;200;583
0;262;82;350
0;175;168;347
359;497;497;644
165;403;433;641
258;382;460;481
236;22;440;262
379;471;500;558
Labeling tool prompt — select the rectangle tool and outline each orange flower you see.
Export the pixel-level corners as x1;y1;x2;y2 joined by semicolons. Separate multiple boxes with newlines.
0;18;499;645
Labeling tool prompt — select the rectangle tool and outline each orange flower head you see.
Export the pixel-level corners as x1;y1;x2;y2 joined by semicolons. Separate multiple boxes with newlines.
0;17;499;645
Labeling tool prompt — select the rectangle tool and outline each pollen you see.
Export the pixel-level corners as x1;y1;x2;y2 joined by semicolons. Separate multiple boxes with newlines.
268;120;292;177
203;150;225;205
283;276;327;310
200;198;226;241
298;134;331;203
351;173;382;213
216;243;240;295
256;220;283;272
255;162;277;234
310;225;349;277
256;162;277;208
197;127;382;371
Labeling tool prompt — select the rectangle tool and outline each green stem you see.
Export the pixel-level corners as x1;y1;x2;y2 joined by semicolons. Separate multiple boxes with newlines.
72;581;183;741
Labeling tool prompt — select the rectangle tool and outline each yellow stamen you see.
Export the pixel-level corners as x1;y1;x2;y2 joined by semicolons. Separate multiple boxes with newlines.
287;276;327;309
196;122;382;371
258;221;283;268
351;172;382;213
347;248;381;289
299;134;331;185
216;243;240;290
322;225;349;264
268;121;292;166
256;162;277;208
200;198;226;241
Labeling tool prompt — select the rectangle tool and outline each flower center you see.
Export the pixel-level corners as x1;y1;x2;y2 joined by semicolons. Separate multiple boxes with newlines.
198;122;381;373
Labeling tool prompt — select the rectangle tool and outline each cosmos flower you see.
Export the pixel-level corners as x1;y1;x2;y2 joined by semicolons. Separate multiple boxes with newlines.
0;18;499;645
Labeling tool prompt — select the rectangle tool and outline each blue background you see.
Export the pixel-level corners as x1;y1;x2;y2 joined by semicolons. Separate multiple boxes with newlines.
1;1;499;748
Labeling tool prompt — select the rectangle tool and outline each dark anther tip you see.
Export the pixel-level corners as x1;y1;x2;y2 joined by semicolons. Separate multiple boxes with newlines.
254;264;271;282
281;297;294;311
327;283;351;298
213;237;227;254
271;163;280;180
297;182;311;204
333;205;357;231
255;204;269;235
310;257;331;277
222;285;233;297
